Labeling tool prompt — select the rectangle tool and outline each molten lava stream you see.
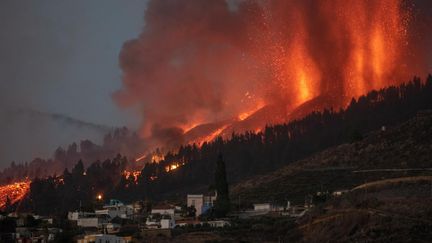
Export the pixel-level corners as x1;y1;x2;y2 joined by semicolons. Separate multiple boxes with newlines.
0;180;31;209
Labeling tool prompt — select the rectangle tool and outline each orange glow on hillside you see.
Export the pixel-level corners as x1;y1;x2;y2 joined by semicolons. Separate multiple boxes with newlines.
238;102;265;121
0;180;30;209
123;170;141;184
165;162;184;172
135;154;147;162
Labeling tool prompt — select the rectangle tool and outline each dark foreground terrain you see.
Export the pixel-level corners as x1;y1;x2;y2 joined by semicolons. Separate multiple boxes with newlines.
160;112;432;242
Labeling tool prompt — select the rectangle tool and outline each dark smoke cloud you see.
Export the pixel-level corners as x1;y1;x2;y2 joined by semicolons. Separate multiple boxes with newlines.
11;108;113;133
0;107;113;168
114;0;262;147
116;0;432;149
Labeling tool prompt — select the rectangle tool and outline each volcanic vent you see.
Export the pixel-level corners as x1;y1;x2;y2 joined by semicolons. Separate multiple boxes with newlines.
114;0;430;151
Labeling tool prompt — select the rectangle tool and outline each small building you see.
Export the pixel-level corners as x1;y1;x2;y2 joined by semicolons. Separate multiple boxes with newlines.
160;218;175;229
187;195;204;216
95;199;133;219
187;192;217;216
77;214;109;228
253;203;283;212
253;203;271;211
146;205;176;229
332;190;349;196
68;211;94;221
77;217;99;228
151;205;175;217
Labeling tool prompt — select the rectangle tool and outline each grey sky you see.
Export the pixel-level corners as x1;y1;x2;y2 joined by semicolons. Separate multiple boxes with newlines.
0;1;148;167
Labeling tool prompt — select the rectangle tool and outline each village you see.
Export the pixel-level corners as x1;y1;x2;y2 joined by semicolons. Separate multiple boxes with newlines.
0;188;350;242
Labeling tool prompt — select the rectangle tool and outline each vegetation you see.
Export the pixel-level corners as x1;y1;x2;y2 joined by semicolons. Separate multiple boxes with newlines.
213;153;230;217
135;75;432;200
24;76;432;215
233;110;432;205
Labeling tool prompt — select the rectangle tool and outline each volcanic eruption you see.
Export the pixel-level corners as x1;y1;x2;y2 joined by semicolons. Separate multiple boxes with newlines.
115;0;431;152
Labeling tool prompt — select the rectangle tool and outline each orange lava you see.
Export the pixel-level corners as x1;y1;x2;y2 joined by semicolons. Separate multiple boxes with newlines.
238;101;265;121
123;170;141;184
164;162;185;172
0;180;31;209
128;0;413;159
198;124;229;146
135;154;147;162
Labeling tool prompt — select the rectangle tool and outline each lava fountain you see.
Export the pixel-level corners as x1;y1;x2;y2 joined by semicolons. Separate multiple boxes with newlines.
116;0;426;151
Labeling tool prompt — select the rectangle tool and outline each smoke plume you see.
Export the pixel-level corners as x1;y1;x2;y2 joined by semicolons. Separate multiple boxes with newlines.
115;0;432;149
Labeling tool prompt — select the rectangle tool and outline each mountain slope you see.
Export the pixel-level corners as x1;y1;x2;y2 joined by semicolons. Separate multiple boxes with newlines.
231;110;432;204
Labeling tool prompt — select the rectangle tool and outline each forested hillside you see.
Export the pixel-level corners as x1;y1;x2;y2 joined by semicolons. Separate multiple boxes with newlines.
26;76;432;215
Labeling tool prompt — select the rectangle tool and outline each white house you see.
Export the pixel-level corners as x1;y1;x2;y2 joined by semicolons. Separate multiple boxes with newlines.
253;203;284;212
187;192;217;216
151;206;175;217
95;199;133;219
75;213;110;229
187;195;204;216
77;217;104;228
67;211;94;221
253;203;271;211
160;218;175;229
146;205;176;229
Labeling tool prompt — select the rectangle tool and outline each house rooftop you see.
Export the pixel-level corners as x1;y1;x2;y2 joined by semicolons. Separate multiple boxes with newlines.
152;204;175;210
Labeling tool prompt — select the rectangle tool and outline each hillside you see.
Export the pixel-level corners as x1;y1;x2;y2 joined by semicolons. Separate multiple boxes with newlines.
22;78;432;215
232;110;432;205
284;177;432;242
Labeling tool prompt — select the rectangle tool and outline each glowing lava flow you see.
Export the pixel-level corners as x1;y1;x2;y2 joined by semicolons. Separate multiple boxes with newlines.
165;162;184;172
0;180;31;209
123;170;141;184
135;154;147;162
238;102;266;121
197;124;229;146
135;153;165;163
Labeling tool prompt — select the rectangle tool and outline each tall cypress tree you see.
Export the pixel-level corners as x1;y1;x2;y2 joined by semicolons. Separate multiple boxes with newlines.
214;153;230;217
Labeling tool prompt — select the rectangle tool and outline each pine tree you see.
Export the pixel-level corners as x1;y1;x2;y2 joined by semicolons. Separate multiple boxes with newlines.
4;195;12;213
214;153;230;217
72;160;85;177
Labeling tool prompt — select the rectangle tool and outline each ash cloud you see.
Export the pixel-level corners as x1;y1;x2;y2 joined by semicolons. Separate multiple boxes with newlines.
114;0;260;148
115;0;432;149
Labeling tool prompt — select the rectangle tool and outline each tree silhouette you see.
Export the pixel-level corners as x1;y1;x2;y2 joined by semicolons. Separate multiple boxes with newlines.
214;153;230;217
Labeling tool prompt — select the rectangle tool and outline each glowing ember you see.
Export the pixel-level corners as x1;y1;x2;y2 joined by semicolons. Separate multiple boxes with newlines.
165;162;184;172
135;154;147;162
136;153;165;163
123;170;141;183
0;180;31;209
151;154;165;163
193;125;230;146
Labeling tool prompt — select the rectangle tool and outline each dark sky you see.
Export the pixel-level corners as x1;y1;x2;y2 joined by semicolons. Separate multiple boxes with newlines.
0;0;148;167
0;0;430;168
